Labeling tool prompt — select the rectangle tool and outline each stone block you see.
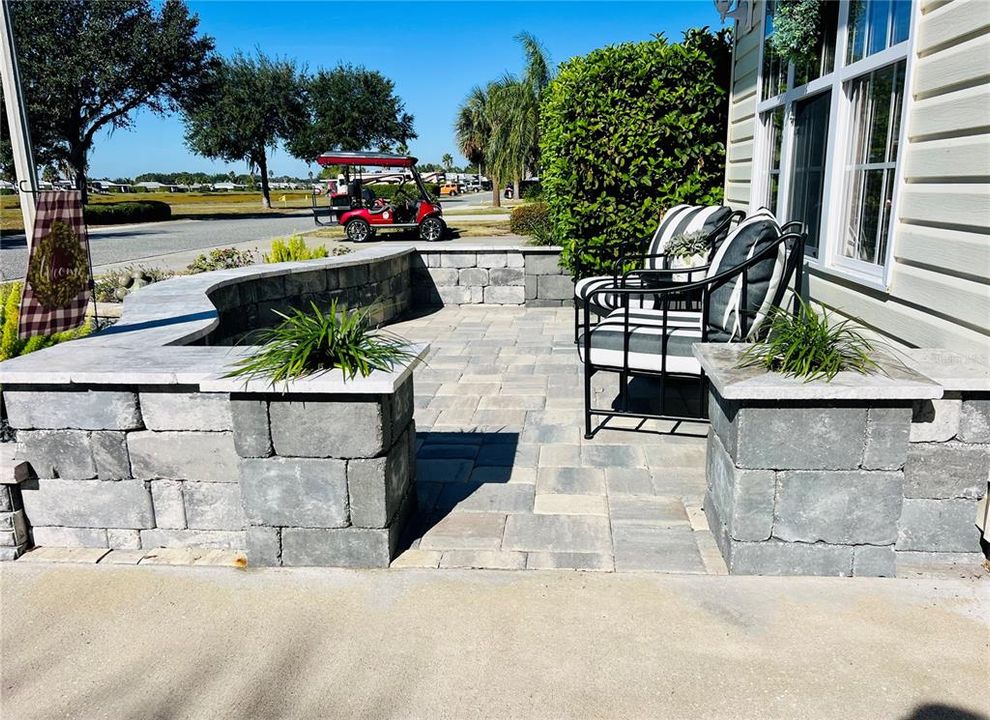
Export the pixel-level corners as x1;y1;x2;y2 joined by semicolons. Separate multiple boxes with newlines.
852;545;896;577
502;513;611;554
477;253;507;268
140;528;245;550
958;398;990;443
484;286;525;304
439;253;477;269
246;526;281;566
537;274;573;301
4;389;141;430
897;498;982;552
281;526;395;567
90;432;131;479
437;286;473;305
0;487;12;513
726;539;854;576
773;470;903;545
734;403;867;470
269;397;387;458
150;480;186;529
507;253;525;268
389;380;414;443
107;529;141;549
428;268;460;286
30;525;108;548
459;267;488;286
863;405;911;470
420;512;507;551
22;479;154;529
140;391;232;431
128;431;240;482
283;269;327;297
439;550;527;570
183;482;245;530
347;430;411;528
489;268;524;286
705;433;774;541
239;275;285;304
16;430;95;479
239;457;348;528
230;398;273;458
708;391;739;459
910;397;961;443
904;442;989;499
525;275;538;300
0;510;28;546
524;253;562;275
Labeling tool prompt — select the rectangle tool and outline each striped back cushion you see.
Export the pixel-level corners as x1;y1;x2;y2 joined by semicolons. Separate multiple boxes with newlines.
705;209;784;342
645;205;734;270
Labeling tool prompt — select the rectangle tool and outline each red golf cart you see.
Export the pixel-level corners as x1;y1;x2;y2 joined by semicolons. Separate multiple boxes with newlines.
312;151;446;242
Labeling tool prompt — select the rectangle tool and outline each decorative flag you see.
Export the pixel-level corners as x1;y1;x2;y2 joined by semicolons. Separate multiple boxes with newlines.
18;190;92;339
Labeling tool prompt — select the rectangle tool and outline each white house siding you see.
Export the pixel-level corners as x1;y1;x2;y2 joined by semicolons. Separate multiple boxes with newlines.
724;0;990;361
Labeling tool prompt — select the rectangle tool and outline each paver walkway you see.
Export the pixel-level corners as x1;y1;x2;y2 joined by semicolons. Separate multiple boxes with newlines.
388;306;726;573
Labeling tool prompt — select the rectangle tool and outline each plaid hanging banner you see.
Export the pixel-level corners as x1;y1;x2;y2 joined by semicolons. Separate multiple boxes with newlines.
18;190;93;339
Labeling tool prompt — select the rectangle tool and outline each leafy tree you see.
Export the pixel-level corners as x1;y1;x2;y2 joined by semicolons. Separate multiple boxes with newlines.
183;52;306;207
288;65;415;161
540;28;732;274
441;153;454;171
0;0;215;204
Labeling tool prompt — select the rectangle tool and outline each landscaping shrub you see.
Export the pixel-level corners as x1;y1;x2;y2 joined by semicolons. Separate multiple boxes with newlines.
84;200;171;225
540;28;731;275
510;202;549;235
366;183;440;200
263;235;330;263
225;299;413;386
0;281;91;361
187;247;256;274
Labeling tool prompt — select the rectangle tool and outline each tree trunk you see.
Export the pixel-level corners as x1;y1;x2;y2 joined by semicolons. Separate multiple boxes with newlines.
74;165;88;206
514;172;522;201
491;176;501;208
258;153;271;209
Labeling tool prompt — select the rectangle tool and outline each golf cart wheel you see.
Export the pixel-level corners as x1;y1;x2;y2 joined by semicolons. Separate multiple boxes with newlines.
420;216;446;242
345;218;372;242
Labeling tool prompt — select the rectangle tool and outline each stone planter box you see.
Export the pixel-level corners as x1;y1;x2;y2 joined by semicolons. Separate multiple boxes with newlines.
695;344;963;577
0;248;428;567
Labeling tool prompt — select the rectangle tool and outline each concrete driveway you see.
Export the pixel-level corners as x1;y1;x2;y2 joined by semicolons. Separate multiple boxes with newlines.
1;562;986;719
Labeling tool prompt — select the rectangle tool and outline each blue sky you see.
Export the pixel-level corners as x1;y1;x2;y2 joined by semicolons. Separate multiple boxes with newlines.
87;1;722;179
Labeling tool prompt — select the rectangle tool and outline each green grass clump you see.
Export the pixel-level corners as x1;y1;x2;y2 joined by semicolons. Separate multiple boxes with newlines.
738;296;879;382
0;281;92;361
225;299;414;387
263;235;330;263
187;247;256;274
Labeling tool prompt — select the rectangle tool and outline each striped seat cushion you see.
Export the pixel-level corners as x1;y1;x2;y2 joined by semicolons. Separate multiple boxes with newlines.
705;210;784;342
579;308;704;375
645;205;735;269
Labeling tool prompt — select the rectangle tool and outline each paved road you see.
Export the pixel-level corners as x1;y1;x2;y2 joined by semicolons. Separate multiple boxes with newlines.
0;212;316;280
1;562;986;719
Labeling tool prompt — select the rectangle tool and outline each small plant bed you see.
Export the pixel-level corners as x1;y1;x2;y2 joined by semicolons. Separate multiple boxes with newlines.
0;281;91;361
264;235;349;263
94;266;176;303
225;300;413;386
738;296;879;382
186;247;257;274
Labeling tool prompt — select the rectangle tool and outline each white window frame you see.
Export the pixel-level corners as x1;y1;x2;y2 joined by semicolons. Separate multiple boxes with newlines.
752;0;917;291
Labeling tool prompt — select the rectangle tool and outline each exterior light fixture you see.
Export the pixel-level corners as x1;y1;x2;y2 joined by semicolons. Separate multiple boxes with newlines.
714;0;753;29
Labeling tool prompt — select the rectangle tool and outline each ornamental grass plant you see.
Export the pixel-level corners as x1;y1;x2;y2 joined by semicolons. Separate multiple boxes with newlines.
738;296;879;382
225;299;413;386
263;235;330;263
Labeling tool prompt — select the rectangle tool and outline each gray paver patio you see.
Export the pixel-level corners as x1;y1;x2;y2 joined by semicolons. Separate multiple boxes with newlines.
389;305;721;573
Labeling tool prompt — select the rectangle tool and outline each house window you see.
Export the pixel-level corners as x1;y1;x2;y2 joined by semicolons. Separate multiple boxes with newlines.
840;60;906;265
789;91;831;257
755;0;913;287
847;0;911;64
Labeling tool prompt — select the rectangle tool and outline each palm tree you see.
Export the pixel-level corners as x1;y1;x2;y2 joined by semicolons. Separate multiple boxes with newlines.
441;153;454;171
455;33;551;208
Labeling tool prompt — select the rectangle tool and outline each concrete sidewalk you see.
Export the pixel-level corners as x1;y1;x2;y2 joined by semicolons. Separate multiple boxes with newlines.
1;563;986;719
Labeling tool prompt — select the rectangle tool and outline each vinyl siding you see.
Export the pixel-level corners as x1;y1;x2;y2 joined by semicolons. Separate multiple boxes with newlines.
724;12;761;213
723;0;990;361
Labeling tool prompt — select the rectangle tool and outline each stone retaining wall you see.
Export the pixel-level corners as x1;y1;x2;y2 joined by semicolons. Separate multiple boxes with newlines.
412;247;570;307
4;378;417;567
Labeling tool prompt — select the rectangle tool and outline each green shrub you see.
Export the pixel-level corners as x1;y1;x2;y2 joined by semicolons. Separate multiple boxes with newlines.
510;202;549;235
263;235;330;263
224;299;414;387
187;247;256;274
738;297;879;382
521;183;543;201
540;28;731;276
93;266;175;303
84;200;171;225
0;281;91;361
366;183;440;200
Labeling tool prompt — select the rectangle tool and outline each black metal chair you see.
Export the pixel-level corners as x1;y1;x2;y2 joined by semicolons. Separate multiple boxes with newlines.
579;211;806;438
572;205;744;342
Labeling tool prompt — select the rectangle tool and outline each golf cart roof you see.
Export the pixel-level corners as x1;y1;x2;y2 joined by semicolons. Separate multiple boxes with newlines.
316;152;417;168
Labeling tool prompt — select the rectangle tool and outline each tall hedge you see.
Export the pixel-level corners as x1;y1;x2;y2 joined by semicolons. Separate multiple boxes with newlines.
540;29;731;275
